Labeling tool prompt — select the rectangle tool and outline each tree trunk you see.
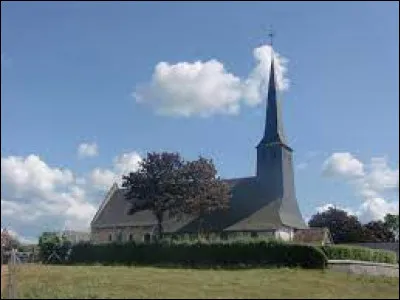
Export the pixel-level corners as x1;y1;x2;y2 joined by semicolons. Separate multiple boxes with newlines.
156;213;164;241
197;216;205;238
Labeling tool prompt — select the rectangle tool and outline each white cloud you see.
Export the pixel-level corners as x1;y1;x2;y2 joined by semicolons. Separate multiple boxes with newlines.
1;199;42;222
357;197;399;223
77;142;98;158
1;154;96;234
321;153;399;222
3;227;37;245
322;152;365;178
365;157;399;192
113;152;142;175
1;151;142;241
90;168;117;190
90;151;142;191
1;154;74;197
133;45;289;117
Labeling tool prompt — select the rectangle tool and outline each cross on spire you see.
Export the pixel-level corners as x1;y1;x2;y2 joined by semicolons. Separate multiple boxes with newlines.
268;28;275;47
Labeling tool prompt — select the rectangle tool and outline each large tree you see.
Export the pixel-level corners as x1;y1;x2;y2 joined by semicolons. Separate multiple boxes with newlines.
179;157;230;234
122;152;230;239
308;207;363;243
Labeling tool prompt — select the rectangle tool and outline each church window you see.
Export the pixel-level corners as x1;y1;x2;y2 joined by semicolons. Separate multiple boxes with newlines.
143;233;151;243
129;234;133;241
251;232;258;238
117;232;123;242
108;234;112;242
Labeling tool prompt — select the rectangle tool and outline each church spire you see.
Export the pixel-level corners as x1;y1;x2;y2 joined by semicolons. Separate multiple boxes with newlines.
258;46;287;147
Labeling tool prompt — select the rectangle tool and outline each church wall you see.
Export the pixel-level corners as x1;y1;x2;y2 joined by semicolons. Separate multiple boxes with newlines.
274;227;294;241
91;226;153;244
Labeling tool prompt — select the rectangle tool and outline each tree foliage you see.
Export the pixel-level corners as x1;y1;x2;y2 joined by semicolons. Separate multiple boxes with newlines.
179;157;231;233
38;232;71;263
384;214;399;241
308;207;363;243
362;220;395;242
122;152;231;239
1;228;20;251
309;208;399;243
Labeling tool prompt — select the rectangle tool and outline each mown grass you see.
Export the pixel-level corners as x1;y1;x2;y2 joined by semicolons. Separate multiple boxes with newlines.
6;264;400;299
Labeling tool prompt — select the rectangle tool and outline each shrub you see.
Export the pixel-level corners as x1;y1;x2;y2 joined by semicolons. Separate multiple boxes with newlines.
38;232;71;264
319;245;397;264
67;239;327;269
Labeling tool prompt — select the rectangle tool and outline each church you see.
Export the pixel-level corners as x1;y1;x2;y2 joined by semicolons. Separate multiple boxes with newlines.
90;46;308;243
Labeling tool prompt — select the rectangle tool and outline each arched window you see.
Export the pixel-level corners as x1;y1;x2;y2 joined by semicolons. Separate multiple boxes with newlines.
117;232;123;242
129;234;133;242
143;233;151;243
108;234;112;242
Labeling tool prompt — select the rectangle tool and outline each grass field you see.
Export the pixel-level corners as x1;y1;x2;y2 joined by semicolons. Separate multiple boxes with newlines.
4;264;399;299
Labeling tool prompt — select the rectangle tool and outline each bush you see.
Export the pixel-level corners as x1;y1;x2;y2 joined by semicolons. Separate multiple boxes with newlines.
38;232;72;264
319;245;397;264
67;239;327;269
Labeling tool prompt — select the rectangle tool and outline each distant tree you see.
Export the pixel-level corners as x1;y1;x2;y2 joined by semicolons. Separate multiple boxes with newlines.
308;207;363;243
123;152;231;239
384;214;399;241
179;157;231;234
1;228;20;251
38;232;71;263
361;220;395;242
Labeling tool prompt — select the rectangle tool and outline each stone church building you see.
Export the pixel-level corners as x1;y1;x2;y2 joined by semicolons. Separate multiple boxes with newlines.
90;47;308;243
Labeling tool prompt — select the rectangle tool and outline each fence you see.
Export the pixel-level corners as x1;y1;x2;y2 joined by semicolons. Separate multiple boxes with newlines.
2;249;19;299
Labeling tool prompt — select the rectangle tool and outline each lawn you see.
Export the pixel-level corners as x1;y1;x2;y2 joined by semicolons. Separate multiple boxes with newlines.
5;264;399;299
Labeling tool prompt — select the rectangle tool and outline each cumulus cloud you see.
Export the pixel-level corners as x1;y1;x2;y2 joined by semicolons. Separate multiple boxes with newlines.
1;154;74;197
2;227;37;245
322;152;365;178
90;151;142;191
321;152;399;222
133;45;289;117
1;149;142;242
77;142;98;158
90;168;117;190
1;154;96;235
365;157;399;192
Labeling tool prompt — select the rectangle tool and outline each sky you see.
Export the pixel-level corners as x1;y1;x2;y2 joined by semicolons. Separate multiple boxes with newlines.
1;1;399;243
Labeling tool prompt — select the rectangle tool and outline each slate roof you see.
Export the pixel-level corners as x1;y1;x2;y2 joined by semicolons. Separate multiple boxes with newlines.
91;176;307;232
258;57;287;147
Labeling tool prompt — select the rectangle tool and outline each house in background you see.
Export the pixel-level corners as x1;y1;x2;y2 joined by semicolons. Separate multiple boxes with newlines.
293;227;333;246
60;230;91;245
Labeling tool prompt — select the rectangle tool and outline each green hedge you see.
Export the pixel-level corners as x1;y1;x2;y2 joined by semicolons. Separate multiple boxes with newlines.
319;245;397;264
67;240;328;269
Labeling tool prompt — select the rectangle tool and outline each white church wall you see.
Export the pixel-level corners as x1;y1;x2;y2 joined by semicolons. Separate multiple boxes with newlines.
274;227;294;242
91;226;153;244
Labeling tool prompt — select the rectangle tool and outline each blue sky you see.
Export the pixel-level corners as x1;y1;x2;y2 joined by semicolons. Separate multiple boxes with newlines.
1;1;399;243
